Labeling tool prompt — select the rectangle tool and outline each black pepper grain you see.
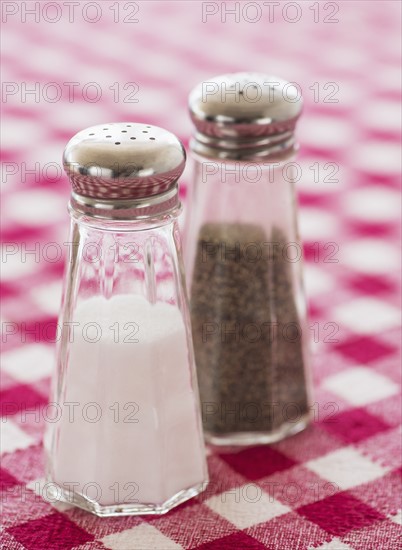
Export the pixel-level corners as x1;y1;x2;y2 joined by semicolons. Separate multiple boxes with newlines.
190;222;309;436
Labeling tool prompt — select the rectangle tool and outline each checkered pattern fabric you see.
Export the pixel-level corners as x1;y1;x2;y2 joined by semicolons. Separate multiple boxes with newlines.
1;1;401;549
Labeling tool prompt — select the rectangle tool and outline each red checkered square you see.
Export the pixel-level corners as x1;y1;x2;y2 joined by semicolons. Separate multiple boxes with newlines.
194;531;267;549
0;384;48;418
8;512;94;550
334;336;395;364
297;492;386;537
322;407;392;444
0;468;19;490
218;446;297;481
348;274;395;295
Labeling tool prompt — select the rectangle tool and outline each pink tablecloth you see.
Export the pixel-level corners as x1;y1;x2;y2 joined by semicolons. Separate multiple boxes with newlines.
1;1;401;549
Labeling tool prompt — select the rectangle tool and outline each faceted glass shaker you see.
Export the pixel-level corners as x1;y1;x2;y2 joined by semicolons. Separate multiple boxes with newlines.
184;73;312;446
45;123;208;516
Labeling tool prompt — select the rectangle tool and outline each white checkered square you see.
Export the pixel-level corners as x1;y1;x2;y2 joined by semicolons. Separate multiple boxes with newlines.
333;298;400;334
101;524;183;550
206;484;290;530
1;344;54;382
305;447;389;491
309;538;354;549
341;239;399;274
1;419;35;454
322;367;399;406
388;510;402;526
31;281;62;316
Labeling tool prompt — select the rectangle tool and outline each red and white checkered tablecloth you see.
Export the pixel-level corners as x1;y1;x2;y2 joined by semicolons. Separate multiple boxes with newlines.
1;1;401;549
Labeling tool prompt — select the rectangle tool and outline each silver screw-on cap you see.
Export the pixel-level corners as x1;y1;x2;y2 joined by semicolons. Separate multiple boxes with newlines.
189;72;302;160
63;123;186;219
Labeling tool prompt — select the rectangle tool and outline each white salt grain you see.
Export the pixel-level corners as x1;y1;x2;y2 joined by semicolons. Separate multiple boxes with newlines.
52;295;205;506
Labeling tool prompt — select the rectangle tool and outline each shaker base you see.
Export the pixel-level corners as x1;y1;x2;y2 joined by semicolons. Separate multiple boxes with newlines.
45;480;208;517
205;412;311;447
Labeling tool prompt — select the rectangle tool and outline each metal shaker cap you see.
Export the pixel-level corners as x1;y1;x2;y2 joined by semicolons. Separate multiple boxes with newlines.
189;73;302;160
63;123;186;219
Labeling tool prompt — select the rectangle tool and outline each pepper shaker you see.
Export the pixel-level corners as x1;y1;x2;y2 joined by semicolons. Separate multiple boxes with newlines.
45;123;208;516
185;73;312;446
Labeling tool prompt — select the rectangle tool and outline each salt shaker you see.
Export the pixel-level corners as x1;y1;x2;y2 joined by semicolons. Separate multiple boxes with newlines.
185;73;312;446
45;123;208;516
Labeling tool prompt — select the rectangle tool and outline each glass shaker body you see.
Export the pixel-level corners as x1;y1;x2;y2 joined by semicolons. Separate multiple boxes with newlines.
185;74;312;446
45;123;208;516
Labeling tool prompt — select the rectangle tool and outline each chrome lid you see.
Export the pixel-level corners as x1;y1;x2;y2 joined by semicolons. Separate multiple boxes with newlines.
63;123;186;219
189;72;302;160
